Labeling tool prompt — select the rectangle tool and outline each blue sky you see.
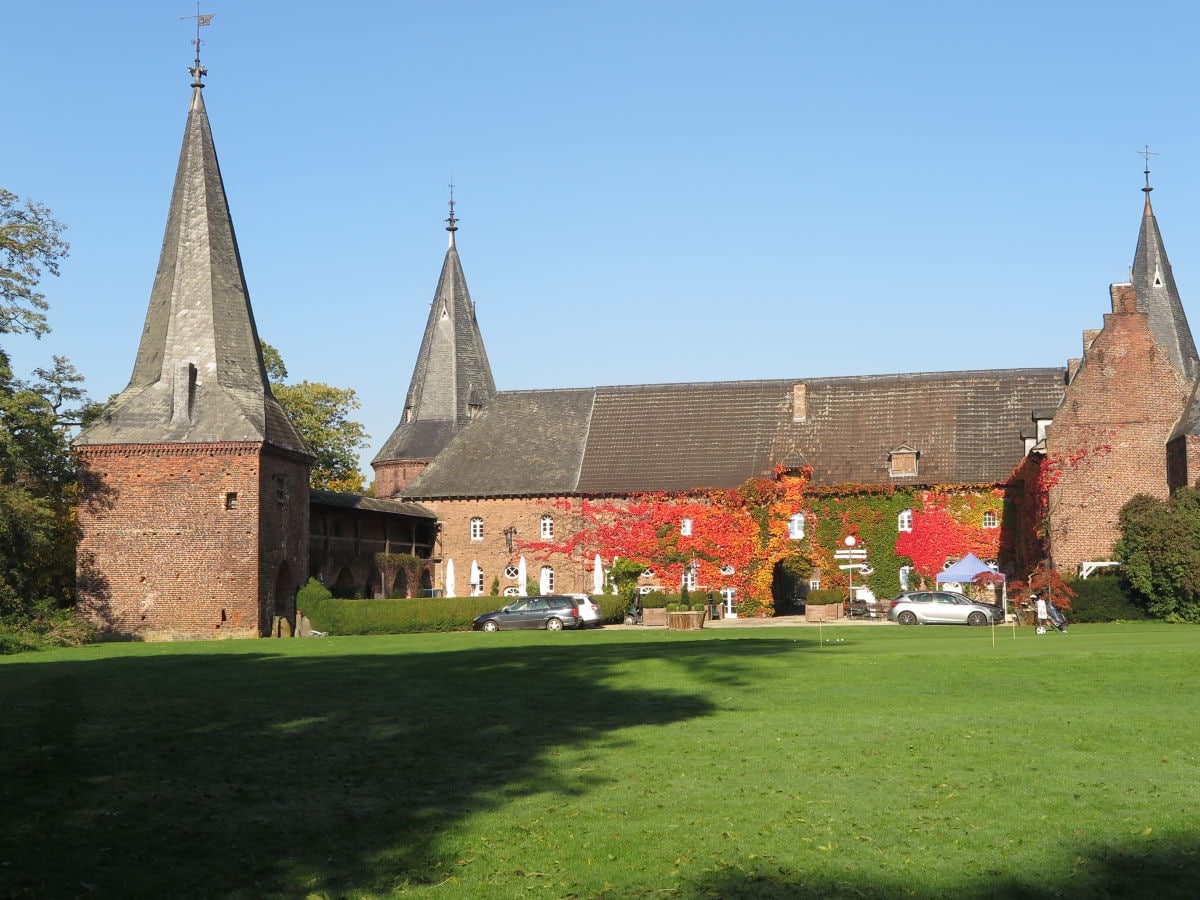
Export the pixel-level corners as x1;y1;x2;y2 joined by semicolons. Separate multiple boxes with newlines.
6;1;1200;476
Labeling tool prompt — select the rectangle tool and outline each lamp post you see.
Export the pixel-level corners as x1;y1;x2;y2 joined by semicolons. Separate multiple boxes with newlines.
503;526;516;554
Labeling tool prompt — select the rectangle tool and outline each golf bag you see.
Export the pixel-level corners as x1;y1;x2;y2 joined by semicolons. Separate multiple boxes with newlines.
1045;601;1068;633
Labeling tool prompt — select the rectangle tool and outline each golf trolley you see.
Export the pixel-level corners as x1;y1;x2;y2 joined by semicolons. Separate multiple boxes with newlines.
1037;602;1069;634
623;596;643;625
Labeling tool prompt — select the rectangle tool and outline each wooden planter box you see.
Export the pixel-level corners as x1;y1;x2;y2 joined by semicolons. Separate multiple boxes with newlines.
642;607;667;627
666;610;706;631
805;604;843;622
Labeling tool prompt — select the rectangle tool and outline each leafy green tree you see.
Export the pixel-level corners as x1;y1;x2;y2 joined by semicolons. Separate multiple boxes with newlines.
1114;487;1200;622
261;341;369;493
0;355;91;621
1;191;86;628
1;188;69;337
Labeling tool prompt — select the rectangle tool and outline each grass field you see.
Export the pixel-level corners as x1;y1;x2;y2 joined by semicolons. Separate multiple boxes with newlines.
2;623;1197;898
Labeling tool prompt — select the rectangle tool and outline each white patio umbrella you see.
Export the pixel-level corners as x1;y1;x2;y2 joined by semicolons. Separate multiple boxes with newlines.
470;559;481;596
444;559;456;598
517;556;528;595
593;554;604;595
539;566;551;595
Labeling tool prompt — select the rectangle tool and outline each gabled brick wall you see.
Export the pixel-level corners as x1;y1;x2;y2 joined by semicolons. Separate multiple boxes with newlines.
76;443;309;641
1046;284;1191;573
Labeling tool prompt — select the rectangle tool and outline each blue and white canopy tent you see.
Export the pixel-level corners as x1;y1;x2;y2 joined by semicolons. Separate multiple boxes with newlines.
936;553;1008;617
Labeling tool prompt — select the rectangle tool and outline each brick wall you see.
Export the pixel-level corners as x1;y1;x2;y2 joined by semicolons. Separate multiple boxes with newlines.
373;459;429;499
76;442;309;641
422;497;601;596
1046;284;1191;573
258;449;312;634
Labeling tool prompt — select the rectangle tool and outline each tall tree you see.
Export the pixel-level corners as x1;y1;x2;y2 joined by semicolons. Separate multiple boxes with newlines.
260;341;369;493
1115;487;1200;622
1;188;69;337
1;190;83;622
0;352;89;618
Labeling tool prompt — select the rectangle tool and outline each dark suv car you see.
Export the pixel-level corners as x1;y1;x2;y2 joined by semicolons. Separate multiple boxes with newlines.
471;595;583;631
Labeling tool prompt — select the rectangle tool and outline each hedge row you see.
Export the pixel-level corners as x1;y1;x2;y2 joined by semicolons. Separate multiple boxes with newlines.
299;580;627;634
1066;575;1151;623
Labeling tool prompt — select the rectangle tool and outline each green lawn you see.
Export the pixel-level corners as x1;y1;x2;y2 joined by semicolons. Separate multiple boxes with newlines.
2;623;1197;898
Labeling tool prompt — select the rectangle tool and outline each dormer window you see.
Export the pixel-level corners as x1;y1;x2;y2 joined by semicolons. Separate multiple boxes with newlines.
888;444;919;478
540;515;554;539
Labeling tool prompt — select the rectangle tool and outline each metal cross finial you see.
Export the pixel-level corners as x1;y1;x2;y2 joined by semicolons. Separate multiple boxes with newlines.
1137;145;1161;192
445;180;459;232
181;2;215;85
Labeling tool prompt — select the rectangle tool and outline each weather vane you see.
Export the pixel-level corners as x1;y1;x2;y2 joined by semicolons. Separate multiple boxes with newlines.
1137;144;1161;191
181;2;215;84
446;179;459;232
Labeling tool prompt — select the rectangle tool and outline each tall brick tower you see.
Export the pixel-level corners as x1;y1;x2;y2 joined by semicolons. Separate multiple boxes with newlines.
1045;173;1199;573
372;196;495;497
74;57;313;640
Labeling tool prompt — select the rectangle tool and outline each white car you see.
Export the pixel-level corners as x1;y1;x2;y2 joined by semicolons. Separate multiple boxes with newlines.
566;593;603;627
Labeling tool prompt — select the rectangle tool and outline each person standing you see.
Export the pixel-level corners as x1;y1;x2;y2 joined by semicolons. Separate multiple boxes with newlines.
1033;594;1048;633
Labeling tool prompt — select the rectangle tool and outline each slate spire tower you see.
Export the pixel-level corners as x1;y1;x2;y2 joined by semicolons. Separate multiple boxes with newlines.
1130;165;1200;382
74;56;313;640
372;195;495;496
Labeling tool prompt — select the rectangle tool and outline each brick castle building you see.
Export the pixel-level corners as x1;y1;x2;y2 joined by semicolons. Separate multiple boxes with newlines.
75;66;1200;637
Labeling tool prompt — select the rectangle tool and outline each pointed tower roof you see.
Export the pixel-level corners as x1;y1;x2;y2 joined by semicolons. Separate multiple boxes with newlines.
76;65;309;456
373;200;496;464
1129;167;1200;383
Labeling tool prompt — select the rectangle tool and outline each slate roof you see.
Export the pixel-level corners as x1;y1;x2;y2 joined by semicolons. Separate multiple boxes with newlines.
1131;188;1200;382
373;225;495;466
309;490;436;518
399;368;1067;499
75;75;309;456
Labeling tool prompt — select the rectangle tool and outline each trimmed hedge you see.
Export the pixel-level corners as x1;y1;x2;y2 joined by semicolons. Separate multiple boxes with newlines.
302;596;503;634
804;589;844;606
298;579;626;634
1066;575;1151;623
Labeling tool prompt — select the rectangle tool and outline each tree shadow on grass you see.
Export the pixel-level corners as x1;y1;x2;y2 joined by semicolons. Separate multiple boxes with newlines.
682;834;1200;898
0;636;797;898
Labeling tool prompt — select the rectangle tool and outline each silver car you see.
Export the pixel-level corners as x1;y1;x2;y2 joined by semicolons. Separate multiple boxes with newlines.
565;593;603;627
888;590;1003;626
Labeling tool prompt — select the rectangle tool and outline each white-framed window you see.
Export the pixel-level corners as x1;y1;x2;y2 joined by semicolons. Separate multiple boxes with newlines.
719;564;735;576
682;563;698;591
540;566;554;594
504;565;519;579
809;578;821;591
899;565;913;590
898;509;913;533
943;557;959;570
720;587;737;607
982;511;998;529
788;513;805;539
681;517;693;536
540;515;554;539
503;587;521;597
472;566;485;595
470;517;483;541
641;568;655;578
